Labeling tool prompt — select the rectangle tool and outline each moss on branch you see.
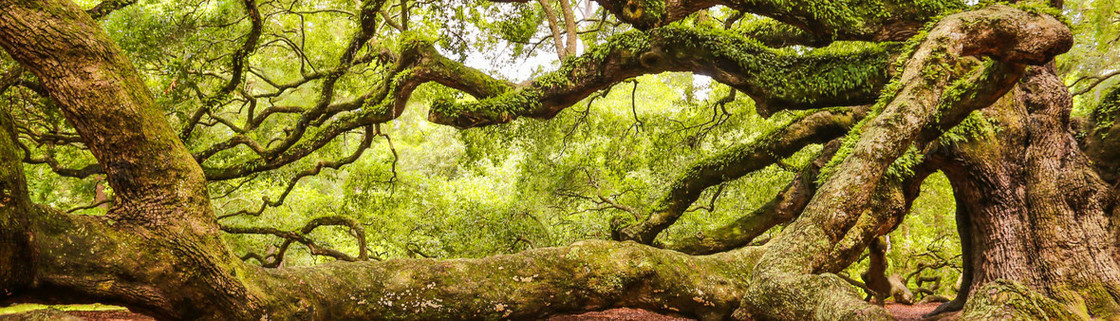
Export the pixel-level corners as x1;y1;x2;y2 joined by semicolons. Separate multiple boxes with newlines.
617;108;863;245
429;25;891;128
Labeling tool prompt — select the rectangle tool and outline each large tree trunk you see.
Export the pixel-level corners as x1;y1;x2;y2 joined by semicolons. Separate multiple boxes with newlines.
932;66;1120;319
0;0;1095;320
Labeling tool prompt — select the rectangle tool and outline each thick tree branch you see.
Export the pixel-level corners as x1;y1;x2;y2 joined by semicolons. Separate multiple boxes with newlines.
616;107;866;244
428;26;892;128
86;0;137;19
0;0;216;227
657;140;840;254
588;0;963;42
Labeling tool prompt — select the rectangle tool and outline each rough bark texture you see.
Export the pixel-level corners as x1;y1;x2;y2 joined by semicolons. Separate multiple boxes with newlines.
0;1;1104;321
934;66;1120;319
0;109;32;299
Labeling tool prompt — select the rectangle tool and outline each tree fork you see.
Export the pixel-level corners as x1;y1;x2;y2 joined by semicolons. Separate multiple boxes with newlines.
735;5;1070;319
616;108;864;245
655;139;841;255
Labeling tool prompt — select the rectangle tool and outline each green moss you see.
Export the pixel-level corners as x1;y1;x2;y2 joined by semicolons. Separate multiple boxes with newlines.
938;110;1002;145
1010;0;1071;26
963;280;1080;320
1091;86;1120;137
885;144;924;181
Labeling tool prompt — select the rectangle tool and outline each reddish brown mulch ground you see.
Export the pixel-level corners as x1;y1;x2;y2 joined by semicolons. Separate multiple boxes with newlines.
58;304;953;320
886;303;938;321
548;308;693;321
65;311;154;321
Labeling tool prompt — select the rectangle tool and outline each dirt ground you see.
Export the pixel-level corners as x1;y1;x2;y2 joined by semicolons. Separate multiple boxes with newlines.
15;303;947;320
63;311;156;321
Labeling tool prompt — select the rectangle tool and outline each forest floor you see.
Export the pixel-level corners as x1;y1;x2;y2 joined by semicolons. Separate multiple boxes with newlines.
10;302;944;320
546;303;946;320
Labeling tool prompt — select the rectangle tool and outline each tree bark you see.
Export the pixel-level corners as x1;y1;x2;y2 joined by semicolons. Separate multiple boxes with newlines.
933;66;1120;319
0;1;1096;321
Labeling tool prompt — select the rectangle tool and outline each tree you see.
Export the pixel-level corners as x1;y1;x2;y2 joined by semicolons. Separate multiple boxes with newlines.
0;0;1117;320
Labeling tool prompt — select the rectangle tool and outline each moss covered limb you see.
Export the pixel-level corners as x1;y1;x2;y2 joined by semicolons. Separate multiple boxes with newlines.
0;109;33;299
655;139;841;255
732;6;1071;320
0;0;214;229
655;171;807;255
428;26;892;128
249;240;761;320
736;18;830;47
584;0;961;42
616;108;864;245
9;203;767;321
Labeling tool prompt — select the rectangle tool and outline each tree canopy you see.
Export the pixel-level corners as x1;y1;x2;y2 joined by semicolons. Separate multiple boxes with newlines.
2;0;1120;320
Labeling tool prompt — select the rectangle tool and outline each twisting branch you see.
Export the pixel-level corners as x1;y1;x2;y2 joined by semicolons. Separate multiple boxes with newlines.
222;215;373;268
671;89;735;147
180;0;263;141
627;79;642;131
200;41;508;180
617;107;867;244
218;126;375;220
428;26;891;128
684;183;725;213
375;123;399;186
16;141;102;178
658;140;839;254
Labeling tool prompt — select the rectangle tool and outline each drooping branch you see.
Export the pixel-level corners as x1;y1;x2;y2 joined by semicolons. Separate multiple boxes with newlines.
587;0;963;42
616;107;866;244
656;139;840;255
180;0;263;141
222;215;371;268
199;41;511;180
428;26;892;128
216;125;375;219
